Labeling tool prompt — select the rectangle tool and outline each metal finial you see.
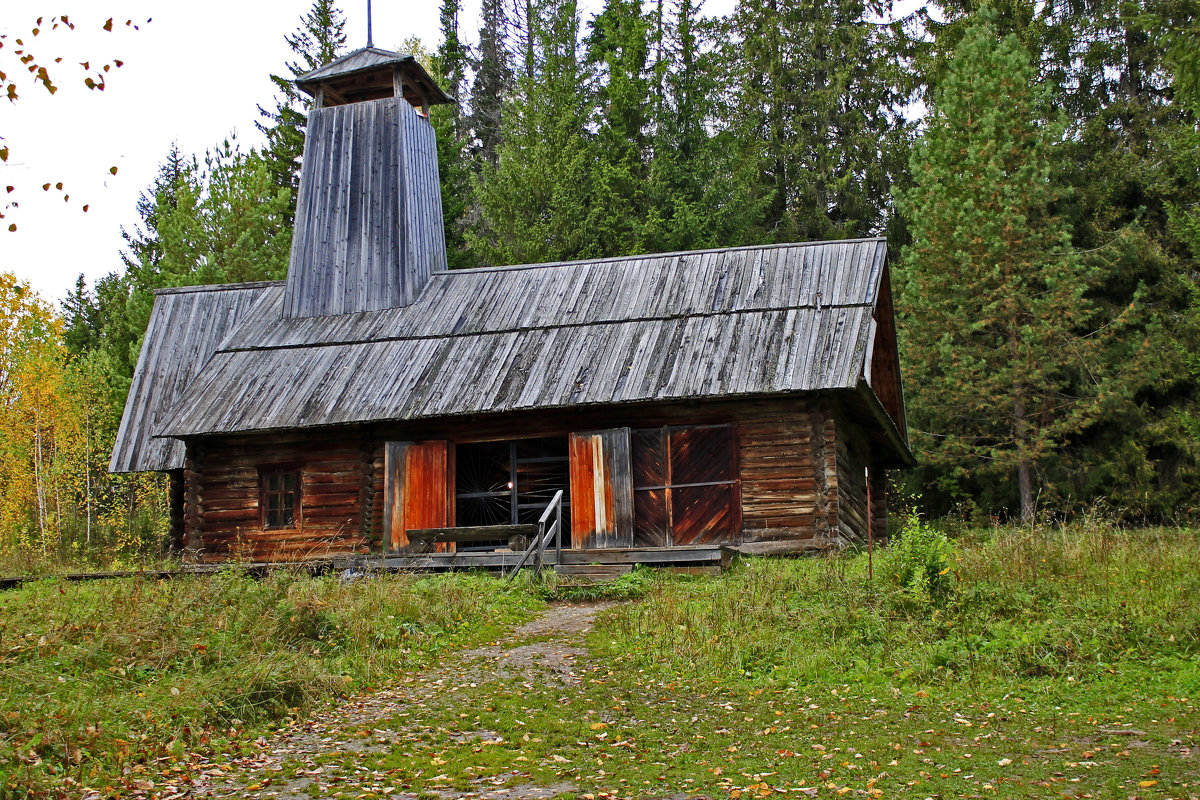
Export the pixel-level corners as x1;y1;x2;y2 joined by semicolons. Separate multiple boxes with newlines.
366;0;374;47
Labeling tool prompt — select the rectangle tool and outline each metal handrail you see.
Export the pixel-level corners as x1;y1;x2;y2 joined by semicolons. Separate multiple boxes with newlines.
507;490;563;580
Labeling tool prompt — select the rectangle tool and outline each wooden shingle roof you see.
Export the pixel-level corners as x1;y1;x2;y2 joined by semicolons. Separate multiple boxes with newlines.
109;282;278;473
295;46;453;105
149;238;894;439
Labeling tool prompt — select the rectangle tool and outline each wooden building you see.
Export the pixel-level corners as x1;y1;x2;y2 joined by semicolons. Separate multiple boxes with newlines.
110;46;913;568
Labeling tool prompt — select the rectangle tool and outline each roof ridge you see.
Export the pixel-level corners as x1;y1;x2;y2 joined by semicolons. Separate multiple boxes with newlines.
153;280;285;297
439;237;887;276
296;45;410;83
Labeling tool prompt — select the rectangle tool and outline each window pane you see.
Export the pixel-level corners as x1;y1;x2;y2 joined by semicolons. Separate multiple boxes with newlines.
263;470;299;529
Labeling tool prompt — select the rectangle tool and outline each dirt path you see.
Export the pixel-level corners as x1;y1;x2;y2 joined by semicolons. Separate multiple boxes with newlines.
190;602;616;799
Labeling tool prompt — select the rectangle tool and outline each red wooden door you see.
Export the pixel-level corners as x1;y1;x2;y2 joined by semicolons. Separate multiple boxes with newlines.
569;429;634;549
631;424;741;546
384;440;449;552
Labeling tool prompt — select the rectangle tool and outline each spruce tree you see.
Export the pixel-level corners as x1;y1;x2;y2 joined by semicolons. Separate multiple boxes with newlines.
641;0;768;252
470;0;596;264
470;0;513;166
119;142;190;279
583;0;653;254
62;275;102;357
896;13;1098;522
122;139;292;365
257;1;347;221
432;0;478;269
725;0;911;242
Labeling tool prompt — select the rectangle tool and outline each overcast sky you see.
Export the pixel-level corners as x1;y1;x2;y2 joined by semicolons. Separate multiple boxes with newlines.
3;0;743;304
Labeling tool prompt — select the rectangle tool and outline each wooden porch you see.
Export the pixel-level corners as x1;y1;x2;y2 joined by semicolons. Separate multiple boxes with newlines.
0;544;736;592
356;543;738;576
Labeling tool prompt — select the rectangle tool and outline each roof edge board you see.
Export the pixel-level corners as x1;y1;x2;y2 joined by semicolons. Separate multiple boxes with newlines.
849;379;917;468
152;387;865;442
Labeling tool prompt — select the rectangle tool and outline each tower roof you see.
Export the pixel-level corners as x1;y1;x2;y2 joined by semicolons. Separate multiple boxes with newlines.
295;46;453;107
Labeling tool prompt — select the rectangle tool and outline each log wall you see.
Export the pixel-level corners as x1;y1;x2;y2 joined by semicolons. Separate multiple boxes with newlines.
190;430;371;563
835;438;869;547
182;395;882;561
869;468;889;545
735;399;842;553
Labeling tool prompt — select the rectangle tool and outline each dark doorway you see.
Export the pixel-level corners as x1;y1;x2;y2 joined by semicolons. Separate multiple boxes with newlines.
454;437;571;549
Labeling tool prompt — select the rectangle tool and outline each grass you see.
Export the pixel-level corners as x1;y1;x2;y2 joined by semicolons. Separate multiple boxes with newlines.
0;569;542;798
3;523;1198;799
601;524;1200;687
271;523;1198;799
514;563;660;603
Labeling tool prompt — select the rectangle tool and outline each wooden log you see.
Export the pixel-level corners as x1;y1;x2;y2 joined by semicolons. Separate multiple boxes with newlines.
741;526;819;543
737;538;842;556
204;509;259;523
301;493;359;508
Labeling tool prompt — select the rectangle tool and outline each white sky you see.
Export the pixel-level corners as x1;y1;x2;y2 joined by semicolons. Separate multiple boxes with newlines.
0;0;735;304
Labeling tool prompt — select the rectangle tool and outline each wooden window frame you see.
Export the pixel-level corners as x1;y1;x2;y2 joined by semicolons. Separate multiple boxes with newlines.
259;465;302;531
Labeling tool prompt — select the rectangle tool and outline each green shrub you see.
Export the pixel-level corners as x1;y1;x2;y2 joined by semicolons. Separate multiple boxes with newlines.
883;515;957;606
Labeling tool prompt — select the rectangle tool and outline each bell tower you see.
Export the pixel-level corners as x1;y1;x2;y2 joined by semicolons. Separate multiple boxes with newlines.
282;47;454;318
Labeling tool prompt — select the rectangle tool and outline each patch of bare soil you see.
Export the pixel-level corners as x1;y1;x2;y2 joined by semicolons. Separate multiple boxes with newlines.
189;602;616;800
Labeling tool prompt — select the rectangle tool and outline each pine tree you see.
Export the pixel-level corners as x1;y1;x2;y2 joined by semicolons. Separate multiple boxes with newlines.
896;13;1099;522
257;0;347;221
915;0;1200;517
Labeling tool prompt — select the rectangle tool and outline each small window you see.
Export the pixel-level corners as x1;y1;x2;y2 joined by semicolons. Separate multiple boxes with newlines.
261;468;301;530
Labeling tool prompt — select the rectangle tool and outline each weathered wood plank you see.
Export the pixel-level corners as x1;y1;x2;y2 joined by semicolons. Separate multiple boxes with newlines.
569;428;633;549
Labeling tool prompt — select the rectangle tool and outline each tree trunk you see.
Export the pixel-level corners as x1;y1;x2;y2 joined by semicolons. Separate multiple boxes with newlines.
1014;388;1034;523
1009;316;1035;522
1017;457;1034;524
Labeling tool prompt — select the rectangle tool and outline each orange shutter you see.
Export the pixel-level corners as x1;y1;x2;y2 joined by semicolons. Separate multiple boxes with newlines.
384;440;449;552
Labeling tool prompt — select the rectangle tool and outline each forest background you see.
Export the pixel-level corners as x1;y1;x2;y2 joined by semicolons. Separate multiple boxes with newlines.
1;0;1198;570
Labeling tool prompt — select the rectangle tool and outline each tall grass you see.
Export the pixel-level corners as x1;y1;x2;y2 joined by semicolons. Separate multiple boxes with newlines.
595;524;1200;690
0;504;172;578
0;569;541;798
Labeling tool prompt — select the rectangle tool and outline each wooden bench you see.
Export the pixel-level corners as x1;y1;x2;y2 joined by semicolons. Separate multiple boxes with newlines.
406;524;539;554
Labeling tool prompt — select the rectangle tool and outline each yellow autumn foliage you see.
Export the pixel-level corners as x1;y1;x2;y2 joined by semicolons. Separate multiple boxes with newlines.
0;271;166;571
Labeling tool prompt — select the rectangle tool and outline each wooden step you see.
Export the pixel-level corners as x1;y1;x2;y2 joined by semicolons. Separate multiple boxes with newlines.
554;563;633;581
